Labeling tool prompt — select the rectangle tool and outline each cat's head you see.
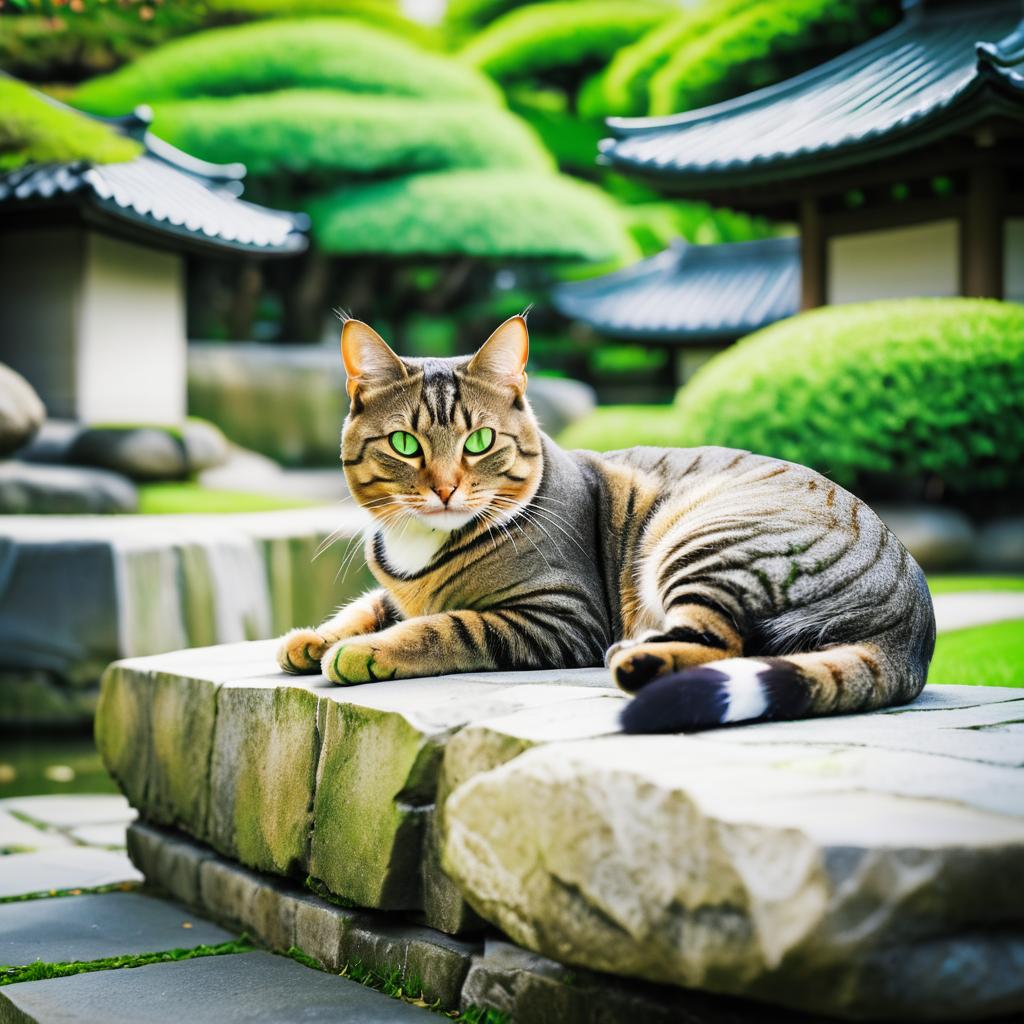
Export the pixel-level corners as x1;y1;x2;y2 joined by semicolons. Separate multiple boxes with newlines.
340;315;543;533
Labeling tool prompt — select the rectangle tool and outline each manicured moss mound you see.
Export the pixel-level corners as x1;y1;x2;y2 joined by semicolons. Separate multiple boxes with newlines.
561;300;1024;500
673;299;1024;496
73;18;499;115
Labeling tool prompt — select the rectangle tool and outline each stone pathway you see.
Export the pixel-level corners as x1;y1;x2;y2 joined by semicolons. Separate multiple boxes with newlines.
931;590;1024;632
0;794;433;1022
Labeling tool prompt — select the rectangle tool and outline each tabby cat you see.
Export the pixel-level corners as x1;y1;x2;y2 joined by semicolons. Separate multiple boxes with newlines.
277;315;936;733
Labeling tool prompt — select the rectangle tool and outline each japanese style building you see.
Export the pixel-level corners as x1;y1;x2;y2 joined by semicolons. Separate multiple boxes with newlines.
603;0;1024;307
559;0;1024;368
0;101;307;425
553;236;799;385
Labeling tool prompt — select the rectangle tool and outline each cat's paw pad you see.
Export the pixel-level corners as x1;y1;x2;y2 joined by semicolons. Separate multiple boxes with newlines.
604;632;660;667
608;643;676;693
277;628;328;674
321;639;397;686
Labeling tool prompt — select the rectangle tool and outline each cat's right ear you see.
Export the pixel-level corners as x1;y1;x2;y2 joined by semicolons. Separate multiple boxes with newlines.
341;320;407;400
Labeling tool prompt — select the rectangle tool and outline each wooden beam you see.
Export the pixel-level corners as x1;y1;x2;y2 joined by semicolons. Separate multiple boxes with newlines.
961;161;1003;298
800;196;827;309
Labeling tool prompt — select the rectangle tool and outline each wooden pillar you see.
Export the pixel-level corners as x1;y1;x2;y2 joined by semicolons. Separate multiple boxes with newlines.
799;196;827;308
961;160;1003;298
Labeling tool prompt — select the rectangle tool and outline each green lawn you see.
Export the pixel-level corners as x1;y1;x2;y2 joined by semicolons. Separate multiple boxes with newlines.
929;619;1024;689
927;575;1024;595
137;483;318;515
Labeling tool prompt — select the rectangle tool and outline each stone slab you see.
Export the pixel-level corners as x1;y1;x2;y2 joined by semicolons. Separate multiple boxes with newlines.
68;824;129;849
97;641;618;929
1;795;134;829
0;892;232;967
0;849;142;898
0;811;69;855
0;950;431;1023
443;701;1024;1022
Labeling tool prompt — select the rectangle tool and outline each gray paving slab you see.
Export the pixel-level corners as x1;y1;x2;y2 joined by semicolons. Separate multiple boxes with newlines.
67;823;128;850
0;848;141;898
0;811;70;855
0;796;134;830
932;591;1024;632
0;892;232;967
0;949;431;1023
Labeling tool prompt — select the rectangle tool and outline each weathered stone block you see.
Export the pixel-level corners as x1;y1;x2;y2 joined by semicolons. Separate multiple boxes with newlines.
198;857;300;951
443;691;1024;1021
127;821;213;907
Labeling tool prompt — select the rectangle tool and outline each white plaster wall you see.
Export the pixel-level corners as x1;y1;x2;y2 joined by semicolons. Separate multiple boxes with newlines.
827;220;959;305
1005;218;1024;304
77;232;186;424
0;228;83;418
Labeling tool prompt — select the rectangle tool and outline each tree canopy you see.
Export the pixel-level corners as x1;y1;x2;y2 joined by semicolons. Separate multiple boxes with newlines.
306;169;636;263
74;18;500;116
0;79;140;172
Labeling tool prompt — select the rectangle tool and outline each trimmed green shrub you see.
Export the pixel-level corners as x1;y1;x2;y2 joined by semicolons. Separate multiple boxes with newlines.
151;91;552;183
506;88;605;172
0;79;141;171
459;2;673;87
306;169;637;262
673;300;1024;497
74;18;499;116
648;0;900;116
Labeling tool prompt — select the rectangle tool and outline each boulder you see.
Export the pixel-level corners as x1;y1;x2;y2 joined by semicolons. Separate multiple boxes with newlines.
526;376;596;437
976;516;1024;572
180;418;230;472
0;461;137;514
70;425;189;481
14;419;80;464
442;691;1024;1021
875;504;975;570
0;362;45;456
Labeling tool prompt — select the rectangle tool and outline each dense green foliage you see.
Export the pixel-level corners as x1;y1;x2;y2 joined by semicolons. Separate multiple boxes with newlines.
646;0;899;116
152;91;552;183
307;169;636;262
0;78;141;171
561;300;1024;500
673;300;1024;497
459;2;672;87
74;19;499;116
929;619;1024;688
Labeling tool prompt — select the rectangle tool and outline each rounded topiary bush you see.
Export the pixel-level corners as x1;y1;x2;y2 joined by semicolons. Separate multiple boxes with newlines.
673;299;1024;498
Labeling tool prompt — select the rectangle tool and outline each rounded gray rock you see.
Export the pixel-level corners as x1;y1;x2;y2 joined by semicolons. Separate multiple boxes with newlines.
0;461;138;513
0;363;46;456
976;517;1024;572
528;376;596;437
181;418;230;473
875;504;975;570
70;426;188;481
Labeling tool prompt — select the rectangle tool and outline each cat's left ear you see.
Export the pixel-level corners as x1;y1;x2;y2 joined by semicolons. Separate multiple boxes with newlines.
467;315;529;394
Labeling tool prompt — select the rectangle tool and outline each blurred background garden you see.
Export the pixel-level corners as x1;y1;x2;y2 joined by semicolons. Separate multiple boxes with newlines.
0;0;1022;796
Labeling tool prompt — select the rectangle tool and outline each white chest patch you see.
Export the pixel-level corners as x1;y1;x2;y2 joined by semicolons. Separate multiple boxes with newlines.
380;520;449;575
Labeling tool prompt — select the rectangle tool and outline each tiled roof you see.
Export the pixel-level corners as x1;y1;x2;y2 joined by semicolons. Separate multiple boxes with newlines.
600;2;1024;191
552;236;799;343
0;105;308;255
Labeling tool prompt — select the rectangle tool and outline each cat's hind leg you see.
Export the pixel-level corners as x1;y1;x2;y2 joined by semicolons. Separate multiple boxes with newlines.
607;597;743;693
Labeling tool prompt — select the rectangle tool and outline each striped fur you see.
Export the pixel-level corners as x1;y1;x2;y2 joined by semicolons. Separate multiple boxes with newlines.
277;316;936;732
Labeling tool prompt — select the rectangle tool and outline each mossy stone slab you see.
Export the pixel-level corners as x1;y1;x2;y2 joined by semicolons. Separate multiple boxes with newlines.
443;692;1024;1021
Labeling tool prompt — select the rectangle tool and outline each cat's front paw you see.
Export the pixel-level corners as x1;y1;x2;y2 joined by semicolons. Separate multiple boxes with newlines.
277;627;328;674
321;638;397;686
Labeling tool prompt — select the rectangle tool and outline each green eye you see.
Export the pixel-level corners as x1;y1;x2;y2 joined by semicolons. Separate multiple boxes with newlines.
465;427;494;455
389;431;421;457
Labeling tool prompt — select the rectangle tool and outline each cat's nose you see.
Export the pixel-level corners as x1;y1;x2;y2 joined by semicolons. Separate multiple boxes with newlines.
433;485;455;504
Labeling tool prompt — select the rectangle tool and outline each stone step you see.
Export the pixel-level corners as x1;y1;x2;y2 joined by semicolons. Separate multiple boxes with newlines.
0;849;142;899
442;692;1024;1021
96;640;619;932
0;891;232;968
0;949;431;1023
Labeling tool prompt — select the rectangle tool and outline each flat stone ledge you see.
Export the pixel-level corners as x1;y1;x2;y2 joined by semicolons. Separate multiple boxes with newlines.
443;688;1024;1022
0;950;431;1024
0;848;142;899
